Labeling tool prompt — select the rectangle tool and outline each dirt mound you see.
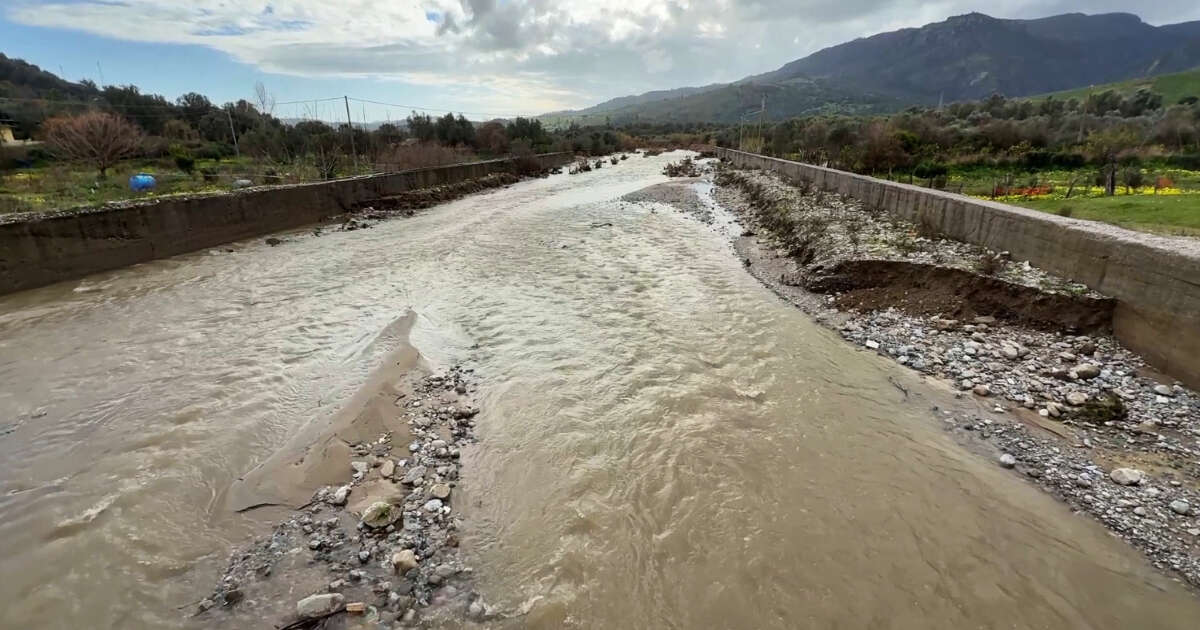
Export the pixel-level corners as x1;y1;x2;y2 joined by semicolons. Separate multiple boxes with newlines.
810;259;1114;333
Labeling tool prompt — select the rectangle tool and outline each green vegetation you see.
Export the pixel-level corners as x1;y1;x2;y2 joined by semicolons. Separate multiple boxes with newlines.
1017;194;1200;236
1034;68;1200;108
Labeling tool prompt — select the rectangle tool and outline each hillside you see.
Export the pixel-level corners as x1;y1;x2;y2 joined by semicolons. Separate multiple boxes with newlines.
548;12;1200;124
1031;67;1200;105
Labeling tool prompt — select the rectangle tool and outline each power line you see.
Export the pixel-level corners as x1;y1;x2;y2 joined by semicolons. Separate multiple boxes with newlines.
347;97;528;120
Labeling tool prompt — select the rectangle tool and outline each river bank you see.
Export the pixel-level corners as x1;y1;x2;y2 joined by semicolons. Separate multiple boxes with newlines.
197;353;490;628
635;160;1200;590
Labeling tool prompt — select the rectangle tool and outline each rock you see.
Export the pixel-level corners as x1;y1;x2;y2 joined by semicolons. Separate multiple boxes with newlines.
431;483;451;500
265;237;283;246
423;499;443;512
392;549;418;573
345;601;367;614
468;600;485;620
402;465;427;485
1133;506;1148;517
331;485;351;506
1170;500;1191;515
380;459;395;478
864;340;880;350
1046;402;1064;418
999;454;1016;468
1065;392;1088;406
1001;345;1020;360
350;461;369;474
972;384;991;397
222;588;244;606
1073;364;1101;380
1153;384;1174;397
973;316;996;325
233;178;254;189
1110;468;1145;486
1076;341;1097;356
297;593;344;619
362;502;400;528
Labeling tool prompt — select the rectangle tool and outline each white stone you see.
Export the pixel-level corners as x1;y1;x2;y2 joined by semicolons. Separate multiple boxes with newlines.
297;593;344;619
998;454;1016;469
1169;500;1191;515
1109;468;1144;486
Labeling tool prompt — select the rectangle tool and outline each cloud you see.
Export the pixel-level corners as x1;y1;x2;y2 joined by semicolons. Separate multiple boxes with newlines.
7;0;1200;113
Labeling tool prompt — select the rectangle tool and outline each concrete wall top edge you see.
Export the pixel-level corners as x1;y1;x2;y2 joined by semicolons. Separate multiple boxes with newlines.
0;152;574;228
716;147;1200;267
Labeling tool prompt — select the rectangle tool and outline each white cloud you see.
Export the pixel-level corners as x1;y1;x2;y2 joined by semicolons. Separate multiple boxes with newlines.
7;0;1200;113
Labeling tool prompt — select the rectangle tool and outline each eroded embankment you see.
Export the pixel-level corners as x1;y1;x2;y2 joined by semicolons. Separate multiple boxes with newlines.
643;163;1200;589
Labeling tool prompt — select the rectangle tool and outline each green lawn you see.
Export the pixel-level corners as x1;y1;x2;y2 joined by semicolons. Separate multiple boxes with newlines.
1015;193;1200;236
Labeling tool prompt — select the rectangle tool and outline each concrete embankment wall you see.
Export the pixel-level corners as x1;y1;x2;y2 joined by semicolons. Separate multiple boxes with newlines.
0;153;572;296
717;147;1200;388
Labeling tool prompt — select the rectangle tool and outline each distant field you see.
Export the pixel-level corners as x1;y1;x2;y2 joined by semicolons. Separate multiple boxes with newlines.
1033;67;1200;105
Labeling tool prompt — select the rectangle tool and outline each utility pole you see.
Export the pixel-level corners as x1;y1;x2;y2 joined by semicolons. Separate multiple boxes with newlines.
757;94;766;153
226;108;240;158
344;95;358;173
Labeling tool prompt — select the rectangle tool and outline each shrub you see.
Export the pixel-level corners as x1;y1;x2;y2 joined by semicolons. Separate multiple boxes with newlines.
170;144;195;174
1055;206;1074;218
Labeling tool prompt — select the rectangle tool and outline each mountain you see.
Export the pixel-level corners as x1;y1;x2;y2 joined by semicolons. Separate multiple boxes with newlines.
547;12;1200;124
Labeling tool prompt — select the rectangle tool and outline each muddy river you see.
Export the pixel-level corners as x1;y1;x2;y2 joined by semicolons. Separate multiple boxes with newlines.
1;152;1198;629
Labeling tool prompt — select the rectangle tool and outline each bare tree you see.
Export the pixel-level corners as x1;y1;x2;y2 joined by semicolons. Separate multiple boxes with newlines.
254;81;276;116
42;111;144;177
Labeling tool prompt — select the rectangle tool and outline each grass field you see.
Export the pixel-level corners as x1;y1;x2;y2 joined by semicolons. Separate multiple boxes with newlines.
1013;194;1200;236
937;164;1200;236
1033;67;1200;105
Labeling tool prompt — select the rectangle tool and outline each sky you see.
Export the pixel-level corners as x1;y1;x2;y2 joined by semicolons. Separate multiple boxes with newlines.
3;0;1200;122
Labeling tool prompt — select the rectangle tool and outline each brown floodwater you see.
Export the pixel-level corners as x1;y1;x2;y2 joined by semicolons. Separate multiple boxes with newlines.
1;152;1198;629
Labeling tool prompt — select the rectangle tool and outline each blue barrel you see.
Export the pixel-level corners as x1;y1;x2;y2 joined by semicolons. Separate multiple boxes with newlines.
129;173;157;191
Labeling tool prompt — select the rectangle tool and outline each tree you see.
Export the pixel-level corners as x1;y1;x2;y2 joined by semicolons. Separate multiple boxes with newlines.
176;92;214;127
42;111;144;176
253;81;275;116
406;112;435;142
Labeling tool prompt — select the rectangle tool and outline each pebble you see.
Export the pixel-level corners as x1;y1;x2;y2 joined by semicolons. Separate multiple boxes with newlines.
392;549;418;573
423;499;444;512
1109;468;1145;486
1065;392;1088;406
350;461;369;474
380;459;395;478
865;340;880;350
402;465;427;485
973;384;991;397
1073;364;1101;380
361;502;400;528
1153;384;1174;397
331;485;351;506
431;483;452;500
296;593;344;619
1170;500;1191;515
998;453;1016;468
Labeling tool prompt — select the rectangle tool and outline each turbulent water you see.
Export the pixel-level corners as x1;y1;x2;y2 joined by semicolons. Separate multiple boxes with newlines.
1;152;1198;629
